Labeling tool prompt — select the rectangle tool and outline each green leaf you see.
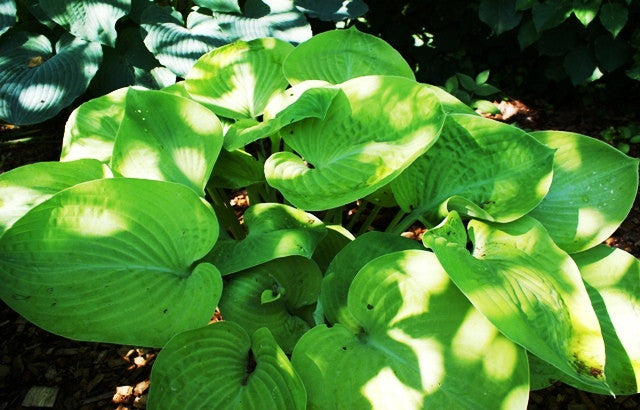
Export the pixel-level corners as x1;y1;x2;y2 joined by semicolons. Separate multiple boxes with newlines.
517;19;540;50
311;224;354;273
213;0;311;44
567;246;640;394
456;73;477;91
424;85;478;115
472;99;501;114
194;0;241;13
572;0;601;26
110;88;224;196
478;0;522;35
223;81;340;150
321;231;422;330
294;0;368;22
563;47;603;84
265;75;445;211
89;26;176;96
391;114;554;225
283;27;414;85
0;31;102;125
60;87;128;163
0;160;110;237
202;203;326;275
148;322;306;409
0;0;16;36
219;256;322;353
39;0;131;47
475;69;491;84
0;178;221;347
528;131;639;253
532;0;572;32
515;0;535;10
293;250;530;409
423;212;608;391
208;149;264;189
141;5;228;77
599;2;628;38
594;33;630;72
185;37;293;119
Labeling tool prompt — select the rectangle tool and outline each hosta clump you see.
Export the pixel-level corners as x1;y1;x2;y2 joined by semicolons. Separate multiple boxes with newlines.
1;27;639;409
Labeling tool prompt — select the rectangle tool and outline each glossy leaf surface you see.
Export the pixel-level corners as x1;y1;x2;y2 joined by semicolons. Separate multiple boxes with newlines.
0;178;222;347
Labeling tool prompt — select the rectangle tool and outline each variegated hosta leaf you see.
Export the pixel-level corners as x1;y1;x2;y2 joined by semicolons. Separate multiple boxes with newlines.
294;0;368;22
141;5;228;77
0;31;102;125
0;160;111;236
202;203;326;275
214;0;312;44
321;231;422;330
61;87;128;163
283;27;414;85
185;37;293;119
219;256;322;353
265;75;445;211
391;114;554;225
423;211;608;391
223;81;339;150
0;0;16;36
528;131;639;253
148;322;306;409
110;88;224;196
292;250;530;409
0;178;222;347
194;0;241;13
530;245;640;395
39;0;131;47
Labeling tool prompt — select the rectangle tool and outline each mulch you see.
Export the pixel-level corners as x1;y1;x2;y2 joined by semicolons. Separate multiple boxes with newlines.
1;97;639;409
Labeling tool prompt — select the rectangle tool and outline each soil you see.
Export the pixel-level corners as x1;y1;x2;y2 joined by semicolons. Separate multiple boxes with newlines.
0;97;639;409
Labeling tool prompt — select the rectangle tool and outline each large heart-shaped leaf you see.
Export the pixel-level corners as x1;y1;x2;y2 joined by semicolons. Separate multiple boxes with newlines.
141;5;228;77
148;322;306;409
311;224;354;273
194;0;241;13
534;245;640;394
294;0;368;22
202;203;326;275
0;159;110;236
283;27;414;85
214;0;312;44
423;211;608;391
292;250;530;409
185;37;293;119
208;149;265;189
391;114;554;226
265;75;445;211
60;87;128;162
219;256;322;353
0;31;102;125
39;0;131;47
321;231;422;330
0;178;222;347
0;0;16;36
110;88;224;196
528;130;639;253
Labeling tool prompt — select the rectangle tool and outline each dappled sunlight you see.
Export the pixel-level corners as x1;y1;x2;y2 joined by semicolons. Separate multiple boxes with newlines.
501;386;530;410
599;289;640;375
57;207;128;237
452;308;499;363
115;141;163;181
0;186;50;233
388;328;445;394
576;207;608;241
362;367;424;409
171;146;208;187
344;75;383;101
483;337;519;381
554;136;584;172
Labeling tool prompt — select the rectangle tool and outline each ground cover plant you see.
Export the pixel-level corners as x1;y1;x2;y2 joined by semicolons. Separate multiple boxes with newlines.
0;27;639;408
0;0;367;125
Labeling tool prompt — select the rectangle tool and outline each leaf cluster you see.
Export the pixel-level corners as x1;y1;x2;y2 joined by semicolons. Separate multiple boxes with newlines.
1;27;639;408
0;0;367;125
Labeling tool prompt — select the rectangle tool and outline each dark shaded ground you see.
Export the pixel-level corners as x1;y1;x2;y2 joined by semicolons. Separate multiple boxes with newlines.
0;97;639;408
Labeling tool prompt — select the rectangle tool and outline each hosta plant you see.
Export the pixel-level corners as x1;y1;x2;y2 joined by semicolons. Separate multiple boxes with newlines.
0;0;367;125
1;27;639;409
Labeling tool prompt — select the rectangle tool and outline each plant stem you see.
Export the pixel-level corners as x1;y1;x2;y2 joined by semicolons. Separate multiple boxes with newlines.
207;187;246;240
345;201;366;231
357;204;382;236
385;208;408;233
323;207;343;225
387;209;422;235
